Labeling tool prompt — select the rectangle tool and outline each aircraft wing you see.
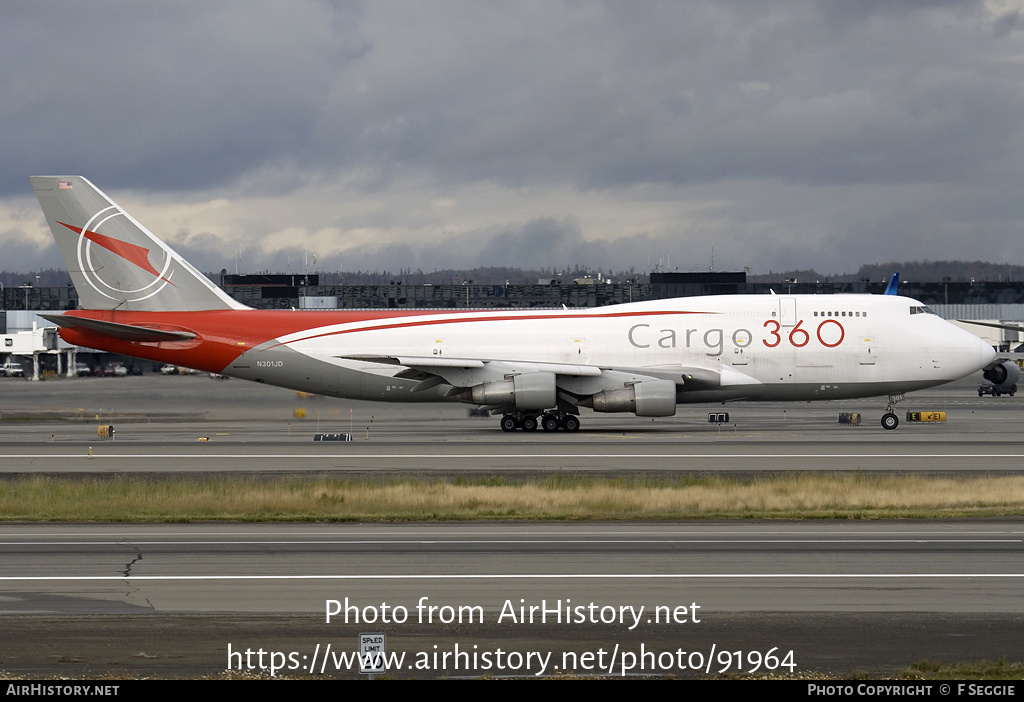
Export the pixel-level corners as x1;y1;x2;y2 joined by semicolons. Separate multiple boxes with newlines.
340;354;603;393
339;354;763;402
958;319;1024;335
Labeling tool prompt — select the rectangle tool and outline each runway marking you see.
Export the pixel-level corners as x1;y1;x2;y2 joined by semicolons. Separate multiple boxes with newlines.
1;573;1023;581
0;538;1019;546
4;453;1024;459
1;528;1021;536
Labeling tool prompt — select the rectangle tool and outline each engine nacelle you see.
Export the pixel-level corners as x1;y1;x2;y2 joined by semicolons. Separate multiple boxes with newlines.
470;372;556;410
983;360;1021;387
583;379;677;417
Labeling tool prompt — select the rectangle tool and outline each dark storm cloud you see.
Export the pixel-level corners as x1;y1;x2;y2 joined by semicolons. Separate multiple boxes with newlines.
0;1;366;194
3;1;1024;274
295;1;1024;190
6;1;1009;192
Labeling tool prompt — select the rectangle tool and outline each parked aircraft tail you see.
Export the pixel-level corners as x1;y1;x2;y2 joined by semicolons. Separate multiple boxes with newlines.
30;176;244;312
883;273;899;295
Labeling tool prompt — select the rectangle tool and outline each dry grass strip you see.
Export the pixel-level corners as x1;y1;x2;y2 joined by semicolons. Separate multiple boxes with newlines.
0;473;1022;521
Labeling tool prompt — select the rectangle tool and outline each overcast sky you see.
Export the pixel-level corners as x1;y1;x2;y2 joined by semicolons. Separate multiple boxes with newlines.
2;1;1023;277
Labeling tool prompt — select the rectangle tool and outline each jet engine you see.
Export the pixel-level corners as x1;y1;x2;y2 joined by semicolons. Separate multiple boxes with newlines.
983;360;1021;388
579;379;677;417
468;371;556;410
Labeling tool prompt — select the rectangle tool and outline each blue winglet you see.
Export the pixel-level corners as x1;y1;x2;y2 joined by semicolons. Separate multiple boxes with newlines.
883;273;899;295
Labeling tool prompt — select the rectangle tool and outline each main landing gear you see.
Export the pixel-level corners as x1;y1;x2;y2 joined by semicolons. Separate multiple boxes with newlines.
500;412;580;432
880;393;904;430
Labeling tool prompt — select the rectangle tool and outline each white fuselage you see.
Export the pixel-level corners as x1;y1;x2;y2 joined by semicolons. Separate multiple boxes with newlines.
230;294;995;405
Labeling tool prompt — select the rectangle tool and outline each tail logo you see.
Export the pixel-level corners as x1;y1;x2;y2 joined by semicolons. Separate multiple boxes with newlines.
58;206;175;303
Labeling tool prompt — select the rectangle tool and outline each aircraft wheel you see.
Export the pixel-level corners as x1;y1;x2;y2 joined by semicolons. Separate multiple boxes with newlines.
500;415;518;432
881;412;899;430
541;414;561;432
561;416;580;432
521;416;539;432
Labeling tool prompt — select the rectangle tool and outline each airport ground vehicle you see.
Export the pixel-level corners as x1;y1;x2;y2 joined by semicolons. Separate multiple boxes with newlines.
0;361;24;378
101;363;128;377
30;176;1007;432
979;382;1017;397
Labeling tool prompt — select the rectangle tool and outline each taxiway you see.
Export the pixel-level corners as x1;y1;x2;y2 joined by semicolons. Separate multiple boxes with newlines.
0;374;1021;475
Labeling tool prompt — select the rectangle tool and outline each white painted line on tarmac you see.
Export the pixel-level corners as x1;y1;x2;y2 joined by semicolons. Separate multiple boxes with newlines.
3;453;1024;459
0;538;1018;546
1;573;1023;581
3;528;1022;537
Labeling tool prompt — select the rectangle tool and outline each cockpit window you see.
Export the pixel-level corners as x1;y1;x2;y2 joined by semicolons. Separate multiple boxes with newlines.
909;306;935;315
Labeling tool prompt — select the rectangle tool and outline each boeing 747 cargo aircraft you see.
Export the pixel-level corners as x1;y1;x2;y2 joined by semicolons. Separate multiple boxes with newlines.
31;176;1006;432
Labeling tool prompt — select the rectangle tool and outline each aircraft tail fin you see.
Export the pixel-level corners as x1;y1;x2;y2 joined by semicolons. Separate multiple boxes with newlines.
883;273;899;296
30;176;245;312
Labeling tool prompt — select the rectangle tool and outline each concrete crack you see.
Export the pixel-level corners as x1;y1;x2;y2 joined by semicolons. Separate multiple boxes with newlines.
122;546;143;578
121;544;153;610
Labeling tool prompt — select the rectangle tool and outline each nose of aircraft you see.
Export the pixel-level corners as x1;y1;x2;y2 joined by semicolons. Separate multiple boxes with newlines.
942;321;996;380
979;335;997;369
962;326;997;376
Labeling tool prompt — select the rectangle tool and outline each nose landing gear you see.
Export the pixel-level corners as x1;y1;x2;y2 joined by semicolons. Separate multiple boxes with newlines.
880;394;904;430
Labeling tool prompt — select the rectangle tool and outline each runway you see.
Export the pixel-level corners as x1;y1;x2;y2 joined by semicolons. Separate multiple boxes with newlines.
0;372;1022;677
3;522;1023;612
0;522;1022;678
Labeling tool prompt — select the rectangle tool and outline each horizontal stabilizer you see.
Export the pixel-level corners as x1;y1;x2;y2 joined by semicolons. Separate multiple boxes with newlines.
39;314;197;342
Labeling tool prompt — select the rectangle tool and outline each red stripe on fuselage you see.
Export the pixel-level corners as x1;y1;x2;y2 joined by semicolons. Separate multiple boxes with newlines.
269;308;706;348
54;308;709;372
